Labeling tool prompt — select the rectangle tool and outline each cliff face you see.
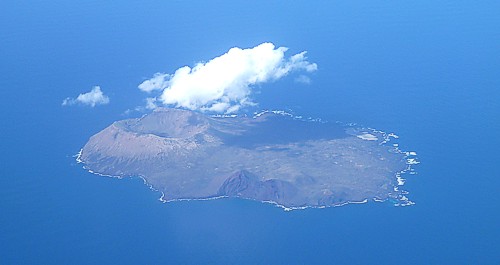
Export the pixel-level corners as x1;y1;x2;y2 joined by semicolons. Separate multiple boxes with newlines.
217;170;298;205
80;108;408;209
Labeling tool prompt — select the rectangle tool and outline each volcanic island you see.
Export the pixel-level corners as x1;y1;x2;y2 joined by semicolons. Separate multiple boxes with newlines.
78;108;416;210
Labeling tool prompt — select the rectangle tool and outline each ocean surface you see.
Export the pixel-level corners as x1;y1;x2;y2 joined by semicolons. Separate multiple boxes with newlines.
1;1;499;264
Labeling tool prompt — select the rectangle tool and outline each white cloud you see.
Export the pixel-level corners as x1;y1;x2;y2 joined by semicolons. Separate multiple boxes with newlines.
138;73;170;93
62;86;110;107
138;42;317;113
295;74;312;84
145;97;158;109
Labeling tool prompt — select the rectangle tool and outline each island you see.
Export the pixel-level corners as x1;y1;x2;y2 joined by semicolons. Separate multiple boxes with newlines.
78;108;416;210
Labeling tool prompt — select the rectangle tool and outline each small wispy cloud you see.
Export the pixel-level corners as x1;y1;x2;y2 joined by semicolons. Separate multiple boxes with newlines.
62;86;110;107
138;42;317;113
294;75;312;85
145;97;158;110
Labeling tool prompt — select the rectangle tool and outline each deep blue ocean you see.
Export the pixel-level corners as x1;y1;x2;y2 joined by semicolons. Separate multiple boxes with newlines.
1;1;499;264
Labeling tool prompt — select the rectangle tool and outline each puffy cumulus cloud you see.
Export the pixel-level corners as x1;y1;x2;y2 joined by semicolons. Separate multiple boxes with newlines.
138;73;170;93
138;42;317;113
62;86;110;107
